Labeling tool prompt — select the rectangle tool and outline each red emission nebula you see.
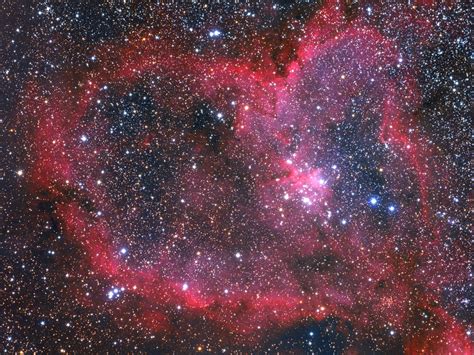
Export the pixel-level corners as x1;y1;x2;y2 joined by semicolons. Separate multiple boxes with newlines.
8;1;471;353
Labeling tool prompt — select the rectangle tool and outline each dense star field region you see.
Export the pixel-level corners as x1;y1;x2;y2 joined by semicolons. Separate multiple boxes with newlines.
0;0;472;353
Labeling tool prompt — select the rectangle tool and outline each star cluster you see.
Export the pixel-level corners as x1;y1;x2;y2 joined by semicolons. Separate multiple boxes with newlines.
1;1;472;353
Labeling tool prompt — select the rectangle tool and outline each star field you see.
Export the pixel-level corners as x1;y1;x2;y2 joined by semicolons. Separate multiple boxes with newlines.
1;1;472;353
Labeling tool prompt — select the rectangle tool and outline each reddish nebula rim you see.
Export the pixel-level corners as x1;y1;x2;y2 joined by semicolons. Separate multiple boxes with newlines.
21;2;471;352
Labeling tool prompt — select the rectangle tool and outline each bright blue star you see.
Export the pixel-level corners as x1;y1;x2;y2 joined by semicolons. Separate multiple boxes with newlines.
369;196;378;206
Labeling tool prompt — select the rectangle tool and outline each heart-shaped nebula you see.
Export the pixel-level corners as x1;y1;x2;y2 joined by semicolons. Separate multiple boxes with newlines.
3;1;471;353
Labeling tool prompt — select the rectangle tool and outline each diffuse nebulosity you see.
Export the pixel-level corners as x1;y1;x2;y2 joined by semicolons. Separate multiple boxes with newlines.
2;1;471;353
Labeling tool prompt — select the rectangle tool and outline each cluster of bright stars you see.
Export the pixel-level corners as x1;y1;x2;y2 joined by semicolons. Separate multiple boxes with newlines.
369;196;397;213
